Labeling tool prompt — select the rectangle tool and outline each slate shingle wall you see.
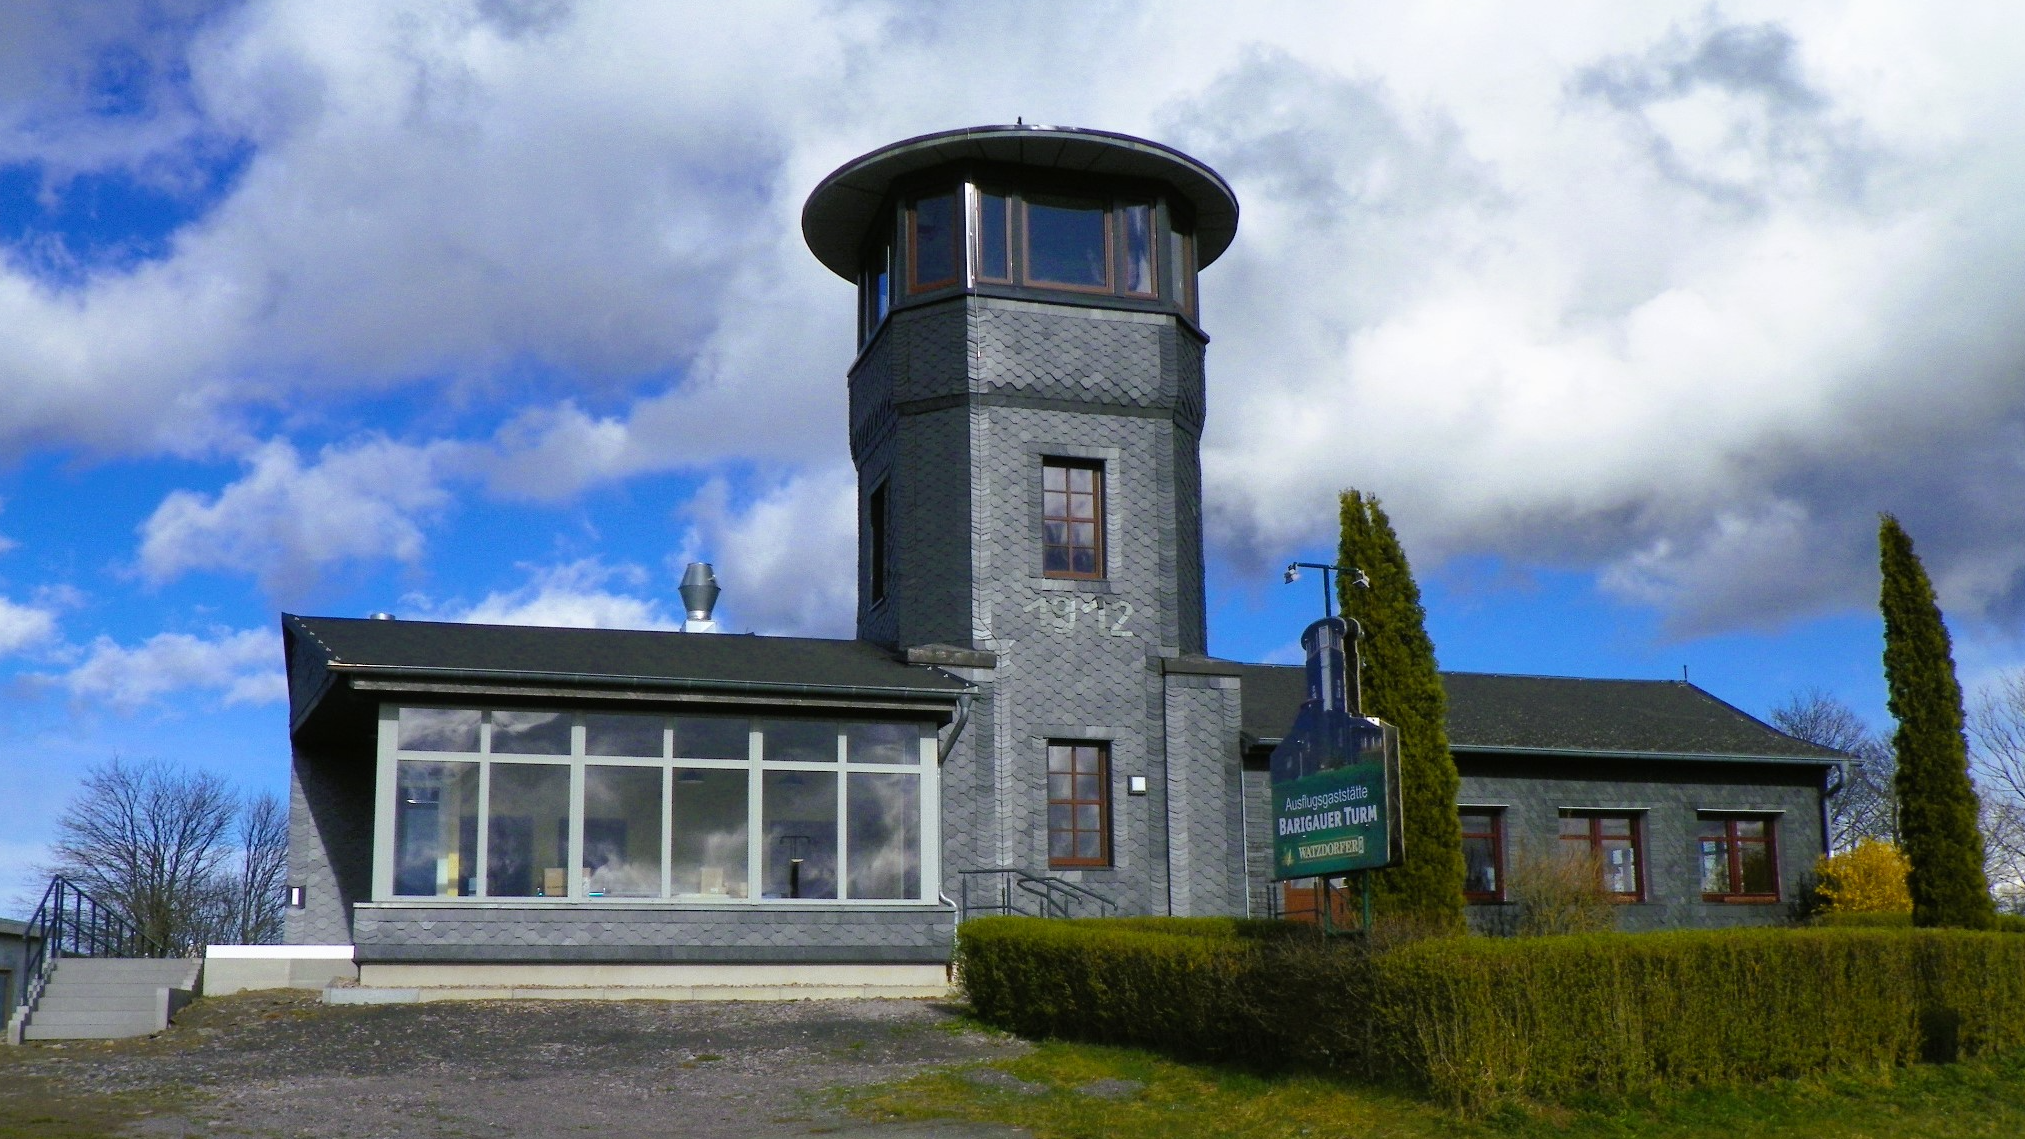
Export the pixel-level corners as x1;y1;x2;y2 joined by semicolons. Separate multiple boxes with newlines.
285;745;373;945
1459;756;1824;932
1161;673;1247;916
352;904;955;963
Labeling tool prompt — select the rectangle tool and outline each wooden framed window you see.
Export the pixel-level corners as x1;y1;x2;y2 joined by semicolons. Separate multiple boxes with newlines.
1042;459;1103;578
1559;812;1644;900
1047;742;1109;867
1460;808;1504;902
1023;192;1113;292
907;191;960;293
1119;201;1157;296
1699;814;1779;902
867;481;888;605
975;187;1011;283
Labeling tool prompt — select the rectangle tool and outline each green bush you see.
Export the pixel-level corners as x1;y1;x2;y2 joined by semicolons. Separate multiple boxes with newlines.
957;917;2025;1112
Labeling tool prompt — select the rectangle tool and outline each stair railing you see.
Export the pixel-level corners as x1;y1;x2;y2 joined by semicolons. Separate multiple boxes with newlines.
16;876;165;1025
956;867;1118;922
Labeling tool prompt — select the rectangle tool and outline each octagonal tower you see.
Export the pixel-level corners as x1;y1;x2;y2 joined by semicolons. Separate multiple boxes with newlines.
804;125;1245;914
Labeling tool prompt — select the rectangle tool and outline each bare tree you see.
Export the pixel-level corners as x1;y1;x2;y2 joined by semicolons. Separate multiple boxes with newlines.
1969;670;2025;913
1770;689;1896;850
44;757;287;955
217;792;289;945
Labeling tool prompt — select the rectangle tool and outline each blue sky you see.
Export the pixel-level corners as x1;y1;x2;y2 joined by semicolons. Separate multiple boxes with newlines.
5;1;2024;912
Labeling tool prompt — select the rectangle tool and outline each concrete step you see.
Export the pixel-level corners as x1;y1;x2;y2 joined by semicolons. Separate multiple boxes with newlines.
47;959;198;980
24;1008;163;1026
40;980;187;994
23;1019;159;1040
33;992;164;1013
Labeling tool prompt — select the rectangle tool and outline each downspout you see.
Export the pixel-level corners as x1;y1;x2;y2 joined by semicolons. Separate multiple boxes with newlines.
937;693;974;981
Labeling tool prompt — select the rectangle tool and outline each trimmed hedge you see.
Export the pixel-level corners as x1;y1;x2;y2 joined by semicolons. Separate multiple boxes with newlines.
956;917;2025;1110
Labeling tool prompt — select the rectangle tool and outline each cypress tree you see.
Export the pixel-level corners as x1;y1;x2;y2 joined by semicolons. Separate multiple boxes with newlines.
1878;513;1994;929
1337;490;1466;930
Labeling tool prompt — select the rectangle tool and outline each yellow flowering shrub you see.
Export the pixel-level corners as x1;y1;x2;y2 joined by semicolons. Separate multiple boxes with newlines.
1815;838;1913;913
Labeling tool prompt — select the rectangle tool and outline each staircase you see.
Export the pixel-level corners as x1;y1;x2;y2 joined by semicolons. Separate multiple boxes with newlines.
6;876;195;1045
14;957;200;1041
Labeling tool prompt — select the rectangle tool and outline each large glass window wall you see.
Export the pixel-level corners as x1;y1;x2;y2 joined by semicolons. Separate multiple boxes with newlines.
378;706;934;904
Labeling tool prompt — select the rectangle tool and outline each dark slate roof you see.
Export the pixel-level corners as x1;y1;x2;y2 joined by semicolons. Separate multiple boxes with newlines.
1237;664;1842;763
285;616;970;697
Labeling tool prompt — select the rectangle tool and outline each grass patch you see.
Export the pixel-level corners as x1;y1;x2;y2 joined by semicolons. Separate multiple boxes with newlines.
843;1037;2025;1139
0;1071;195;1139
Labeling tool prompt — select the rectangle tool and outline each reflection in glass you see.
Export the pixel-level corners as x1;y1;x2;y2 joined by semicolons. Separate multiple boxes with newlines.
672;769;749;898
394;761;478;896
398;707;481;752
1739;840;1775;894
491;710;571;755
763;770;838;899
1168;227;1195;317
584;766;663;897
977;191;1009;280
846;722;920;765
763;720;839;763
1026;193;1109;287
1122;202;1155;294
585;713;663;758
675;716;750;760
487;763;571;897
1460;811;1498;896
848;773;919;899
1601;839;1639;896
911;193;958;288
1700;838;1731;894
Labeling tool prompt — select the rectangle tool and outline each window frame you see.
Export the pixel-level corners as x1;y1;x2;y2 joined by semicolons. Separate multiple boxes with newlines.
1558;811;1646;902
867;479;889;606
1459;807;1505;903
371;705;938;906
1040;457;1106;580
1020;190;1117;294
1046;741;1111;869
1698;813;1781;903
905;191;962;294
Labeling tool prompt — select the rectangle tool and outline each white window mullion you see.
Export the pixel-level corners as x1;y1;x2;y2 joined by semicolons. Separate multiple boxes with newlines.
661;765;673;900
568;754;586;901
372;705;398;900
474;761;492;898
747;726;763;903
837;746;851;902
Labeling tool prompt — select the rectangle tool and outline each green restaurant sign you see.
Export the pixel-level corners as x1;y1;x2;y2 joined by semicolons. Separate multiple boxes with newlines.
1270;617;1404;880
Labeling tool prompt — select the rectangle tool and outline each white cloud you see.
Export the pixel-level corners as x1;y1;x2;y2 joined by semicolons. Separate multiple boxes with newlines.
419;559;679;630
137;436;450;589
56;626;283;710
2;1;2025;645
677;469;857;639
0;594;59;655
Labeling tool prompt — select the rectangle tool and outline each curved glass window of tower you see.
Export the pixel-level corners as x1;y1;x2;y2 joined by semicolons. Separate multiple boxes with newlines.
976;189;1010;282
1121;201;1156;296
908;192;959;291
1168;226;1196;319
1025;193;1111;289
859;237;891;345
1043;460;1104;578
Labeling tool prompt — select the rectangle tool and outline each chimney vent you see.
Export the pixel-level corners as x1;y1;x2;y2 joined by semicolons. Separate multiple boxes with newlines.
679;563;721;633
368;612;397;621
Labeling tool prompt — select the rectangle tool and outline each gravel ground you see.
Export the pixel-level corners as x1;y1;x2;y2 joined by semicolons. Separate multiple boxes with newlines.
1;990;1032;1138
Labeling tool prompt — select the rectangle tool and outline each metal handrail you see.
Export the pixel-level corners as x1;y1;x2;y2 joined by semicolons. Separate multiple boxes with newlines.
956;867;1118;922
18;876;165;1020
